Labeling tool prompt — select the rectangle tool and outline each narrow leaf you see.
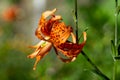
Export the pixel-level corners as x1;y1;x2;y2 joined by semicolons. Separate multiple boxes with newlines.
111;40;115;56
118;44;120;55
114;56;120;60
72;10;77;23
117;6;120;15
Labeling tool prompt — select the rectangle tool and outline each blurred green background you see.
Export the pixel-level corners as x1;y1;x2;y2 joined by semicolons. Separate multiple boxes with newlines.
0;0;120;80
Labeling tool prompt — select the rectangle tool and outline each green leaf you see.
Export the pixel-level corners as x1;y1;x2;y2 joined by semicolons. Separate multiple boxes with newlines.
84;27;89;32
118;39;120;56
114;56;120;60
111;40;115;56
116;6;120;15
72;10;77;24
118;44;120;56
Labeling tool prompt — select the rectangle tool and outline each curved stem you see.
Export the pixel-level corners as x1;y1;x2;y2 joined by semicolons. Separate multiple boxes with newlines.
81;51;110;80
74;0;110;80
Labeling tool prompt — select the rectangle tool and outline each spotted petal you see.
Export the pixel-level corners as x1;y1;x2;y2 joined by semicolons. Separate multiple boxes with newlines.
54;32;87;62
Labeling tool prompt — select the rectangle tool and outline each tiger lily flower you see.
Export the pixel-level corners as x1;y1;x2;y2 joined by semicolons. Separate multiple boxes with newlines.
28;9;87;70
2;5;21;22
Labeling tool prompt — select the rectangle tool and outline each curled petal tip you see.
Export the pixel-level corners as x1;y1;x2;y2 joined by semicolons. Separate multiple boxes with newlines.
42;8;57;18
52;8;57;12
27;54;36;59
51;15;62;21
27;55;32;58
83;32;87;41
71;57;76;62
28;46;36;48
33;67;36;70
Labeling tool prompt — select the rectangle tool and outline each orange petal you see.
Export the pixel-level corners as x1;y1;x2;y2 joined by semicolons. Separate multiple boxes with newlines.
71;32;76;43
32;42;52;70
54;32;87;58
54;47;76;63
41;8;57;19
28;41;52;70
33;56;41;70
36;9;58;40
27;41;52;59
27;49;40;59
50;22;72;46
51;15;62;21
36;42;52;56
29;40;46;48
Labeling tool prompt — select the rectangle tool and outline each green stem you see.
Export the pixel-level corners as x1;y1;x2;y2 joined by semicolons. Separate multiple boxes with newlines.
74;0;110;80
115;10;118;55
113;12;118;80
75;0;78;43
113;60;117;80
81;51;110;80
115;0;118;7
113;0;118;80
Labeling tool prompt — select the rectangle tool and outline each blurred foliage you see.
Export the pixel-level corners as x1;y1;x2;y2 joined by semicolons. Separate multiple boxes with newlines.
0;0;120;80
6;0;21;5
